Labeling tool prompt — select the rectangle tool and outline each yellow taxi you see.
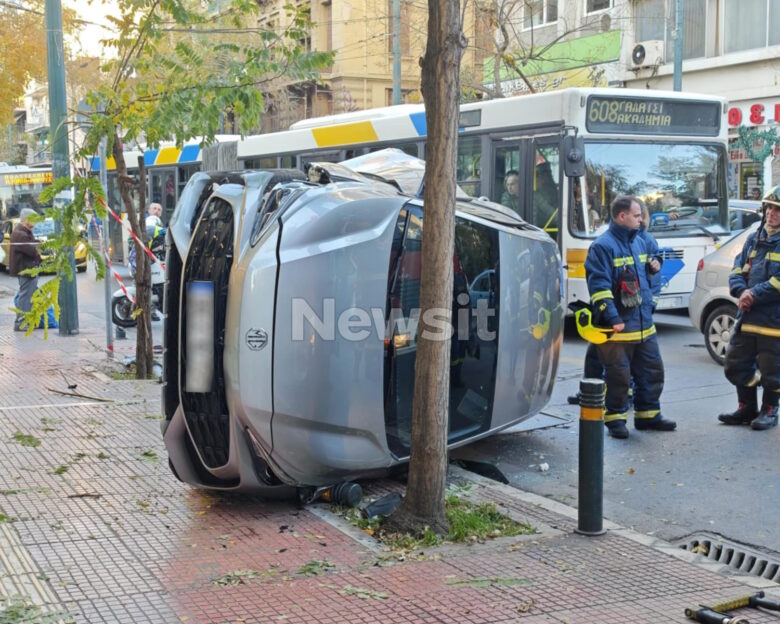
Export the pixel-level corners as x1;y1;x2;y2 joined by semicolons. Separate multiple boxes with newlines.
1;218;88;273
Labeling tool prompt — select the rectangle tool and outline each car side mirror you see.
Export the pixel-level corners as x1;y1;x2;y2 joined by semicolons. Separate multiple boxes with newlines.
563;135;585;178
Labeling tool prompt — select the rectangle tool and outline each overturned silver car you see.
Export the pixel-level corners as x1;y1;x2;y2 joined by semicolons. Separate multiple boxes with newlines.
162;152;563;495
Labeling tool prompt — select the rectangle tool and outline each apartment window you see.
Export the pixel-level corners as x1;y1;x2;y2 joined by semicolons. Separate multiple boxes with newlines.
725;0;780;53
523;0;558;30
586;0;611;13
634;0;705;62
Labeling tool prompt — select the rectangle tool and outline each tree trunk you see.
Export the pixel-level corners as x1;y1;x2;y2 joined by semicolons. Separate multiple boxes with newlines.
386;0;465;536
111;135;154;379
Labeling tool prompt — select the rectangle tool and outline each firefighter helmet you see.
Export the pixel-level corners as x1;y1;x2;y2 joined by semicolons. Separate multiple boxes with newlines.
762;186;780;209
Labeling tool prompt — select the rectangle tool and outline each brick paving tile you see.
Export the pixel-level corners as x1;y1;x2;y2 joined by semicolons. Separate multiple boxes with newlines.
1;301;779;623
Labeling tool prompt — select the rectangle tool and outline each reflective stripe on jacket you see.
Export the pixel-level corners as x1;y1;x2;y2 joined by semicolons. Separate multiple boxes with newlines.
585;221;656;342
730;226;780;337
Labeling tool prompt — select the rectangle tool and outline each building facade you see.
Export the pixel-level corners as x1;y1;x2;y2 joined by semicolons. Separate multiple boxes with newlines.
483;0;627;97
257;0;492;132
485;0;780;198
620;0;780;197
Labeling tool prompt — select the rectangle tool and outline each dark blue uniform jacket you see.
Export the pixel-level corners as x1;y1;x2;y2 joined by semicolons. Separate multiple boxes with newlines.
729;225;780;337
585;222;658;342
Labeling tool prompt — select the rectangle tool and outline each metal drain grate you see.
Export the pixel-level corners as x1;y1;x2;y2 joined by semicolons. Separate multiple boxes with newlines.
676;533;780;582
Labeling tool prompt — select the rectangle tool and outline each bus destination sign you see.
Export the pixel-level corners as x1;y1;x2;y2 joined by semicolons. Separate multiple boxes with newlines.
586;96;721;136
2;171;54;186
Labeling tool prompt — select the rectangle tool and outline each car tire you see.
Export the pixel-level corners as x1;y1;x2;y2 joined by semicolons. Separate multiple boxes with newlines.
704;304;737;366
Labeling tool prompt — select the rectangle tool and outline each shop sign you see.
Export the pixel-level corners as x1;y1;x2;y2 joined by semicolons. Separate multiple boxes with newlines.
727;99;780;127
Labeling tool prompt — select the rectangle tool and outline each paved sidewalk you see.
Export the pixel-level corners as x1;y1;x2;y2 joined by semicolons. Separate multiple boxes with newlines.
0;290;778;623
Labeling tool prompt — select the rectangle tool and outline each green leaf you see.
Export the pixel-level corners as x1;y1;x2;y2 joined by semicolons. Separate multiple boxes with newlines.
295;559;337;576
446;576;532;588
12;432;41;448
338;585;389;600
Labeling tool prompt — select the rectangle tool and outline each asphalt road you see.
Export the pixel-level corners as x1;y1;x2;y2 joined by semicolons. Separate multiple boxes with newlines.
454;310;780;556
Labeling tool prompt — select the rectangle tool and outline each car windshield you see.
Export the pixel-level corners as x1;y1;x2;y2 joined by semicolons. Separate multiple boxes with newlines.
570;142;728;238
32;219;55;237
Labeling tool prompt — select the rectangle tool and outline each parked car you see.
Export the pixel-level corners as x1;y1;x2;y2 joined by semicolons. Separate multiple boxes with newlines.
729;199;761;233
689;222;759;365
1;217;88;273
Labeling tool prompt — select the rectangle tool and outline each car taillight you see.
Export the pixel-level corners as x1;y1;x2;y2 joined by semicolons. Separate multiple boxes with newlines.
697;259;704;271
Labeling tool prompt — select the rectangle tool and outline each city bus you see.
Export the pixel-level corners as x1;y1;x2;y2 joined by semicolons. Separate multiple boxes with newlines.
234;88;730;311
88;137;238;261
0;164;53;223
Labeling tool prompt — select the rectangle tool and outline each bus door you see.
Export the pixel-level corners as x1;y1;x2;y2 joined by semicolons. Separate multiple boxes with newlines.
149;167;177;223
490;132;562;245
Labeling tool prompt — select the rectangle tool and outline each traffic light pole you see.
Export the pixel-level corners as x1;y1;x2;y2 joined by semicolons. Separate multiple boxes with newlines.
45;0;79;335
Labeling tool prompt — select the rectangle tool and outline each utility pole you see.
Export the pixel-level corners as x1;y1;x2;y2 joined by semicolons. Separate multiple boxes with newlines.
673;0;683;91
45;0;79;334
99;138;113;352
392;0;401;104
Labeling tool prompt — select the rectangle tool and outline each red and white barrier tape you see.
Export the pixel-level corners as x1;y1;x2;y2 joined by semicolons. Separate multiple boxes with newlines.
86;197;136;304
95;195;166;271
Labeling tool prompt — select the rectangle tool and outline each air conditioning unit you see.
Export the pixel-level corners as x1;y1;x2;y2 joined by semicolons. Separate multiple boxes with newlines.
629;40;665;69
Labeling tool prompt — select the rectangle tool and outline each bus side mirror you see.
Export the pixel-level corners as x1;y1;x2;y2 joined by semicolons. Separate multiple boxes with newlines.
563;135;585;178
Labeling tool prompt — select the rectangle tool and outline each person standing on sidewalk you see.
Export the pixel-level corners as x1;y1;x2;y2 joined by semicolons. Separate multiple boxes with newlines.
584;195;675;439
718;187;780;430
9;208;41;332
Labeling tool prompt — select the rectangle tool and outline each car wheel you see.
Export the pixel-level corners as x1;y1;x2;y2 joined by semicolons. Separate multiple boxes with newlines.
704;304;737;366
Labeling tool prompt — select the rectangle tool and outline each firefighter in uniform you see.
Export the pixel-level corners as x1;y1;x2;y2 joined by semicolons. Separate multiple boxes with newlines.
718;187;780;430
584;195;676;439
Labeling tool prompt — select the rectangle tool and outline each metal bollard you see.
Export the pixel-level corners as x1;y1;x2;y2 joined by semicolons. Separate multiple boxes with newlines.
575;378;606;536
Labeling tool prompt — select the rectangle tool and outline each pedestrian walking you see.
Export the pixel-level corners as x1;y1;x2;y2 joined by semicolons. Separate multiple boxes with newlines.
9;208;42;332
584;195;675;439
718;187;780;431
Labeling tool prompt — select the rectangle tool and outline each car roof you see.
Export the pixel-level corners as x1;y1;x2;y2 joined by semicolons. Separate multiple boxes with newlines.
729;199;761;211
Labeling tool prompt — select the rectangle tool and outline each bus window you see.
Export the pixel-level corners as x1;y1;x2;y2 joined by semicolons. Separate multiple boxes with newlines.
300;151;341;168
532;145;560;236
178;166;198;198
280;155;295;168
493;146;521;216
245;157;278;169
457;136;481;197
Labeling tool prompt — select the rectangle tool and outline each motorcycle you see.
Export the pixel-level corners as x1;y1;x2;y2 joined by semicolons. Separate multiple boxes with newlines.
111;228;166;328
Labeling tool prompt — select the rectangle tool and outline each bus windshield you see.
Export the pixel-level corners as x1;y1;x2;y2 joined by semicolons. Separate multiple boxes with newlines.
571;142;728;239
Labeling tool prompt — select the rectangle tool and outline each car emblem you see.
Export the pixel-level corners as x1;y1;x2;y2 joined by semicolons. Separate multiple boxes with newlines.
245;328;268;350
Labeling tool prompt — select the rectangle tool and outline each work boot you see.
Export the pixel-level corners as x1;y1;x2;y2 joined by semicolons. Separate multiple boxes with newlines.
634;413;677;431
718;402;759;426
750;405;779;431
567;393;580;405
605;420;628;439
